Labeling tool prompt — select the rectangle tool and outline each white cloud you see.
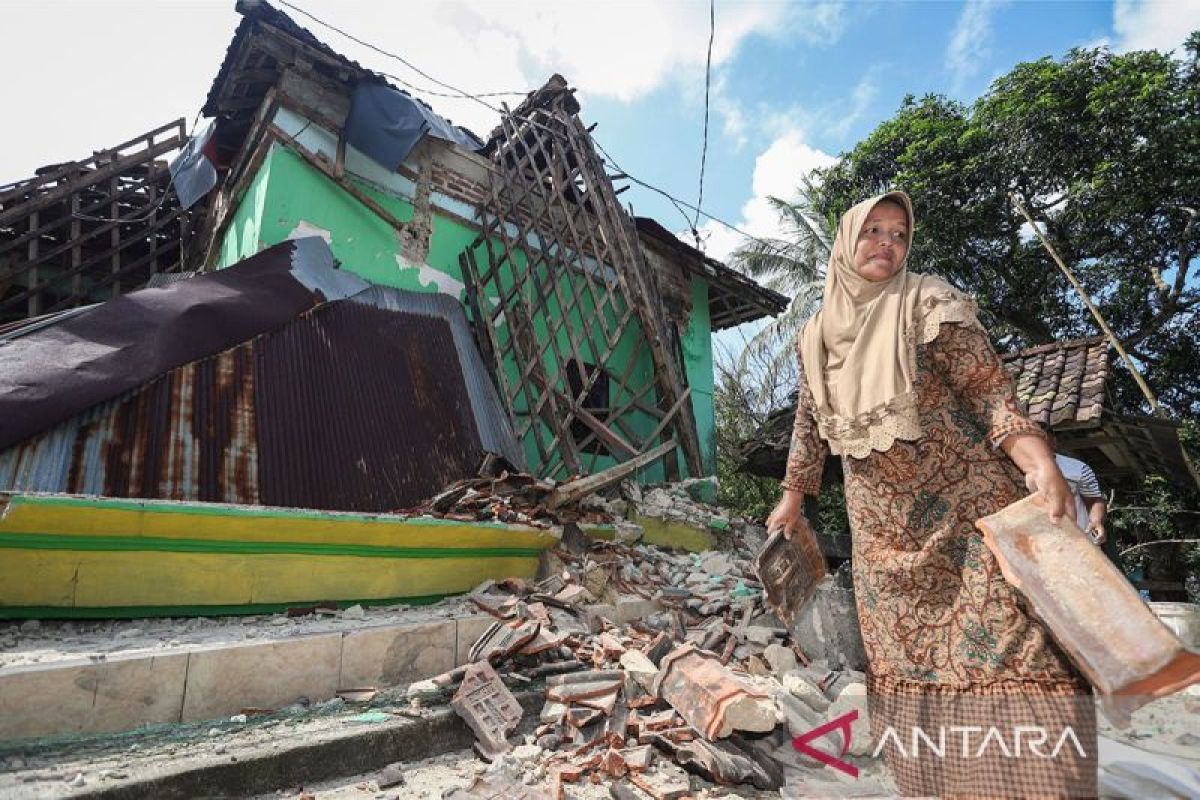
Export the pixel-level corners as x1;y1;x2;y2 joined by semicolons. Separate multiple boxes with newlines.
828;70;881;140
1112;0;1200;53
945;0;1002;92
696;129;836;264
0;0;828;185
676;3;848;153
712;72;751;151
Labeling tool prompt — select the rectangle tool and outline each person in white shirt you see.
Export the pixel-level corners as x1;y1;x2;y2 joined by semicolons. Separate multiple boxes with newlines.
1054;453;1108;545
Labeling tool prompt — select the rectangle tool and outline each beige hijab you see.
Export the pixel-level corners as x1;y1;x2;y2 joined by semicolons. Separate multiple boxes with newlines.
798;191;978;458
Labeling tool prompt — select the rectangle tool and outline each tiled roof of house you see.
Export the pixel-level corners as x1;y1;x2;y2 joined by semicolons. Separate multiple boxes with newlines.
1000;336;1110;427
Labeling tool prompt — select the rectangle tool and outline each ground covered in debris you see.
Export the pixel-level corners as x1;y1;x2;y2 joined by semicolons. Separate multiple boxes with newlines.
253;744;893;800
0;478;741;670
3;478;1198;798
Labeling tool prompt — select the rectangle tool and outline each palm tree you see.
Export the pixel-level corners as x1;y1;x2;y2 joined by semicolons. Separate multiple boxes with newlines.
727;174;834;398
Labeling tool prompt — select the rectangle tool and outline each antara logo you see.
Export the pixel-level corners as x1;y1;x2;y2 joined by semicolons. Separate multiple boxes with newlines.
791;709;860;778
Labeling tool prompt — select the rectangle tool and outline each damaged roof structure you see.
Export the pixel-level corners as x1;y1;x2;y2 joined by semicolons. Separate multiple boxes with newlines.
0;0;786;616
0;0;786;493
0;121;205;326
0;238;521;510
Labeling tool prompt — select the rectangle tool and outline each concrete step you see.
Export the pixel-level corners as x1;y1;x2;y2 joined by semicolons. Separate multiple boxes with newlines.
0;598;660;742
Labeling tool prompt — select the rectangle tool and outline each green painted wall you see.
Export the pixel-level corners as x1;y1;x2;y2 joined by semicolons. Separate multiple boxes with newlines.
216;139;719;481
682;277;717;476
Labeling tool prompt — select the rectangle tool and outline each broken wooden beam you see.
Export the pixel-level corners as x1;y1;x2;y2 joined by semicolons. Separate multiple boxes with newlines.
545;440;678;509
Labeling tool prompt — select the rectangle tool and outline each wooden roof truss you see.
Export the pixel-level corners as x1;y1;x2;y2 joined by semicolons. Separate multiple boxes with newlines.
460;85;703;480
0;120;203;325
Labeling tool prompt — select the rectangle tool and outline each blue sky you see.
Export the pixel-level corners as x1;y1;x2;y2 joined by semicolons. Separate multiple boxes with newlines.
3;0;1195;269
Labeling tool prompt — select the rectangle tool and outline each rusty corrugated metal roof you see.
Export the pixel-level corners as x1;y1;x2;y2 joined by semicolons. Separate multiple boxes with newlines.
0;238;524;511
0;237;358;453
254;300;485;511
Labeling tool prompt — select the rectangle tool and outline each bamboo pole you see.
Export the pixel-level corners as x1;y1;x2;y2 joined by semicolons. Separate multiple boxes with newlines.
1010;193;1200;490
1010;193;1161;413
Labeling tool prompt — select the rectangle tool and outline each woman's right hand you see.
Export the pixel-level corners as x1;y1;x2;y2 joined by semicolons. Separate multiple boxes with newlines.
765;490;812;541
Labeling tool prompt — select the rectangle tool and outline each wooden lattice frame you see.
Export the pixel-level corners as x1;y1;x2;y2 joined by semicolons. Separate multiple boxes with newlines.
460;82;703;480
0;120;202;324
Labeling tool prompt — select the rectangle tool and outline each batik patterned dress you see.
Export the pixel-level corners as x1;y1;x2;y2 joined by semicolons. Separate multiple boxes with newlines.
782;297;1096;797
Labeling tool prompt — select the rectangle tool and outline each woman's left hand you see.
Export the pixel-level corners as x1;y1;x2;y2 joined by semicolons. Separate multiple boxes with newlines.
1024;460;1072;525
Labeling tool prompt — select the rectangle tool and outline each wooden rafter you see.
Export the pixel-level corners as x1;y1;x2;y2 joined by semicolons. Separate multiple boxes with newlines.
459;77;704;480
0;120;205;324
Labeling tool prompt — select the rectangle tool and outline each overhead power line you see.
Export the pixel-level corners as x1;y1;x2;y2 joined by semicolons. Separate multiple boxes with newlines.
694;0;715;240
274;0;773;254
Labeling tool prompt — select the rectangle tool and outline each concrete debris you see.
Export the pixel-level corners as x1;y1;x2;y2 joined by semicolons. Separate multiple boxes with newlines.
340;603;366;620
791;581;869;671
442;773;554;799
627;760;691;799
415;527;879;795
375;762;407;788
781;670;832;713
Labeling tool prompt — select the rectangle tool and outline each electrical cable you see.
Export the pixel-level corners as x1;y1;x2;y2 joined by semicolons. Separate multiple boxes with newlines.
274;0;776;252
694;0;715;237
276;0;527;100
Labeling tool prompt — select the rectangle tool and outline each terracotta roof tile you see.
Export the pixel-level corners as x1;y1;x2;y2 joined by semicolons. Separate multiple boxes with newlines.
1001;336;1110;427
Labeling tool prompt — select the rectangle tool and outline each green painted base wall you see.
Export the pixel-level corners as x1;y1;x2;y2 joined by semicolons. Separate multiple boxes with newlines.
216;137;718;480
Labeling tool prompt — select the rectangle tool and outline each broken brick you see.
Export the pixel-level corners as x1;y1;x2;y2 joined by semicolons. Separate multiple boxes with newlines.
450;662;523;759
469;620;540;665
621;744;653;772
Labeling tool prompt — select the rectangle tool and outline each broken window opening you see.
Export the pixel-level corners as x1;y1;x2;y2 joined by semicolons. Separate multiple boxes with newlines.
566;358;611;456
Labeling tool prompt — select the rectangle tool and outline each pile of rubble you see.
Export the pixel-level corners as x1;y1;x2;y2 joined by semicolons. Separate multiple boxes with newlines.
419;471;568;527
417;466;748;543
410;530;878;799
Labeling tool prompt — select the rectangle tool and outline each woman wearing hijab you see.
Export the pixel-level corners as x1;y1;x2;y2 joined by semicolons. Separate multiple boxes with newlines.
766;192;1095;797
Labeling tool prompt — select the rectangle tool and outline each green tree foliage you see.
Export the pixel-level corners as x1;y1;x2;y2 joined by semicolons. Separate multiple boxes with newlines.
812;35;1199;414
717;35;1200;546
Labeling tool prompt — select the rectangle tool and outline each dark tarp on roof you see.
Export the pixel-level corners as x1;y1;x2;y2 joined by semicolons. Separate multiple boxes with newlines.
346;82;484;171
0;238;352;453
0;238;525;511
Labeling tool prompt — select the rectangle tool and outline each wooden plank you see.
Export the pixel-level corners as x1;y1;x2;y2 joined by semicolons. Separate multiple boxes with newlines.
0;134;184;228
0;210;181;313
0;119;183;204
494;114;607;436
268;124;407;235
0;165;171;261
478;158;585;473
70;193;82;300
546;440;678;510
26;210;39;317
560;117;703;476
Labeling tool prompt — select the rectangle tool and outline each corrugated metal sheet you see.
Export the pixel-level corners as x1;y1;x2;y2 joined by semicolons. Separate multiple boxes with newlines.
255;300;484;511
350;287;524;468
0;346;261;503
0;238;348;452
0;276;522;511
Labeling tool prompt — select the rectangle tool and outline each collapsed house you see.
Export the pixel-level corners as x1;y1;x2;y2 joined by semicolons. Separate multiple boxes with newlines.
0;0;786;617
